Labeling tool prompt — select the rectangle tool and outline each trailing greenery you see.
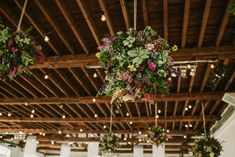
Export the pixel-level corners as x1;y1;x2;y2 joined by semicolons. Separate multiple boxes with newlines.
100;132;118;153
147;125;167;147
96;26;176;103
192;136;223;157
0;23;43;80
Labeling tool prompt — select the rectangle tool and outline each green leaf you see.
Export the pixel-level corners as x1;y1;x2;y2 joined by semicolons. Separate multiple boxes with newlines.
127;50;138;57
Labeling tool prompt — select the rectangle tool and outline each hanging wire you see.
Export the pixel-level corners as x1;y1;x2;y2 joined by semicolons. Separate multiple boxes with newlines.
134;0;137;30
17;0;28;32
201;100;207;137
109;104;113;134
155;102;158;126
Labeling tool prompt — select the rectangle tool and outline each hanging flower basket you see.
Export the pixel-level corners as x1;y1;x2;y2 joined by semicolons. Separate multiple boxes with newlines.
0;24;43;80
147;125;167;147
100;132;118;154
192;136;223;157
96;26;175;103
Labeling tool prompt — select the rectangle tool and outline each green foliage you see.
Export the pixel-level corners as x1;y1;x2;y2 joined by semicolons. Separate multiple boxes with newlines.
100;132;118;153
0;23;43;80
229;3;235;16
192;137;223;157
96;26;175;103
147;125;167;147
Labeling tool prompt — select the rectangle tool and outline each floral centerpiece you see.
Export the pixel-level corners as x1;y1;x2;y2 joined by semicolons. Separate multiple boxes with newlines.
100;132;118;154
147;125;167;147
192;136;223;157
0;24;43;80
96;26;176;103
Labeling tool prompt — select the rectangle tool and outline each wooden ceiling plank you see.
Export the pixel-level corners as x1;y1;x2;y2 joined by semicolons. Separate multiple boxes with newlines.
145;102;149;117
200;64;211;91
120;0;130;30
163;0;168;40
81;67;99;91
68;68;91;96
224;71;235;91
76;0;101;46
33;0;75;54
39;69;68;97
0;115;218;123
134;102;141;117
14;0;60;55
98;0;115;36
209;100;221;116
11;79;37;97
55;0;89;54
181;0;190;48
142;0;148;27
198;0;212;48
0;82;26;98
164;101;168;129
172;101;178;130
0;92;225;105
215;0;234;46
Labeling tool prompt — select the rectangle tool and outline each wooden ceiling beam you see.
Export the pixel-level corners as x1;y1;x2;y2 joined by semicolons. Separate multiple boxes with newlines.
181;0;190;48
0;92;224;105
76;0;100;46
198;0;212;48
34;0;75;54
0;116;218;123
33;46;235;68
142;0;148;27
98;0;115;36
216;0;234;47
163;0;168;40
120;0;130;30
55;0;89;54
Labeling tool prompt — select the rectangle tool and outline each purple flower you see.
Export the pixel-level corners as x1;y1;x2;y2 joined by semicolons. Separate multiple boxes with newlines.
147;61;156;72
8;39;14;47
145;44;154;51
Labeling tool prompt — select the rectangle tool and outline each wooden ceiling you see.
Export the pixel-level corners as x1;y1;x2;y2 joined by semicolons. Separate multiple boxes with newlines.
0;0;235;156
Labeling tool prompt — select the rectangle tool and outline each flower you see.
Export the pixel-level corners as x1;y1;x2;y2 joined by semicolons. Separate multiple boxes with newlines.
172;45;178;51
8;39;14;47
147;61;156;71
12;66;18;75
124;72;133;83
135;84;142;90
146;35;152;41
11;47;18;53
96;52;101;59
145;44;154;51
23;66;30;72
36;54;43;62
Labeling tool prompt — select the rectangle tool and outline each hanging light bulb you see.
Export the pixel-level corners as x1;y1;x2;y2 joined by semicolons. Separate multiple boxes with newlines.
8;112;11;117
93;73;97;78
138;131;142;135
42;133;46;136
94;114;98;118
58;131;62;134
44;35;49;42
31;109;35;114
189;124;193;128
183;135;187;139
51;141;54;145
0;112;2;116
155;115;159;118
25;102;29;106
188;105;192;109
80;128;83;132
126;112;130;117
185;107;188;111
62;114;66;119
166;130;170;133
158;109;161;114
185;124;188;128
30;114;34;118
129;121;133;125
210;63;215;69
124;137;127;141
189;67;196;76
92;98;96;102
44;74;49;79
101;14;106;21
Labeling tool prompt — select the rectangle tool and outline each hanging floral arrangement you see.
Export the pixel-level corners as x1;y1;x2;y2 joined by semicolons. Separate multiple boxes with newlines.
192;136;223;157
96;26;176;103
0;24;43;80
229;3;235;16
100;132;118;154
147;125;167;147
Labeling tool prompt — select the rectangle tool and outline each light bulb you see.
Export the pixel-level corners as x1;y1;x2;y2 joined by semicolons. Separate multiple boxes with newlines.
189;124;193;127
51;141;54;145
8;113;11;117
103;125;107;129
94;114;98;118
0;112;2;116
31;109;35;113
185;107;188;111
166;130;170;133
156;115;159;118
62;114;66;119
183;135;187;139
25;102;28;106
80;129;83;132
44;74;49;79
58;131;62;134
101;14;106;21
93;73;97;78
210;63;215;69
124;137;127;141
188;105;192;109
129;121;133;125
92;98;96;102
126;112;130;116
42;133;46;136
30;114;34;118
185;124;188;128
158;109;161;114
138;131;141;135
44;35;49;42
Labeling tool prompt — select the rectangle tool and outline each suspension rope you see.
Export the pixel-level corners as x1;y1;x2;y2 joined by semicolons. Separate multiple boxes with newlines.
201;100;207;137
17;0;28;32
134;0;137;30
109;104;113;134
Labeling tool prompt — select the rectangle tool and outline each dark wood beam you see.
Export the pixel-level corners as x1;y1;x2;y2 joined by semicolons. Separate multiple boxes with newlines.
216;0;235;46
181;0;190;48
0;116;219;123
0;92;224;105
142;0;148;26
163;0;168;40
198;0;212;48
120;0;130;30
33;46;235;68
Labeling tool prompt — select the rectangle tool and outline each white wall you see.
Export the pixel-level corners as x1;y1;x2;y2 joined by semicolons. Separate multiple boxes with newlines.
0;143;44;157
214;109;235;157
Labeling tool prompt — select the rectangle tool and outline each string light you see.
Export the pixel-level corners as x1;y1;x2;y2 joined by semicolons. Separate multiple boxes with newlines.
138;139;142;142
128;141;131;145
210;63;215;69
158;109;161;114
0;136;2;138
126;112;130;116
65;134;70;138
183;135;187;139
58;130;62;134
0;112;2;116
42;133;46;136
30;114;34;118
129;121;133;125
166;130;170;133
185;107;188;111
94;114;98;118
8;112;11;117
92;98;96;102
62;114;66;119
31;109;35;113
80;128;83;132
44;74;49;79
59;105;63;109
103;125;107;129
155;115;159;118
138;131;141;135
93;73;97;78
185;124;188;128
51;141;54;145
101;14;106;21
188;105;192;109
25;102;28;106
124;137;127;141
189;124;193;128
44;35;49;42
39;132;42;135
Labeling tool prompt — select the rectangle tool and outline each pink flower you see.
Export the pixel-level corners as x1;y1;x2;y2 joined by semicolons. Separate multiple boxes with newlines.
12;58;17;65
147;61;156;72
12;66;18;75
8;39;14;47
24;66;30;72
146;35;152;41
135;84;142;90
36;45;42;51
137;31;144;39
117;72;123;81
145;44;154;51
11;47;18;53
167;77;173;87
124;72;133;83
